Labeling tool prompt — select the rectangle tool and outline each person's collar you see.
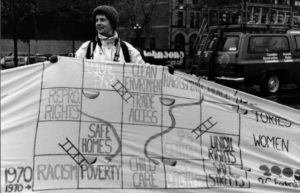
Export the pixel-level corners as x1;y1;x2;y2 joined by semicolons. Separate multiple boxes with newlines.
98;31;118;40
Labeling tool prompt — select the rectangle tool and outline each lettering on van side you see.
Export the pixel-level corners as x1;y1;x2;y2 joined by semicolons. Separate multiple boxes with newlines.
263;53;279;63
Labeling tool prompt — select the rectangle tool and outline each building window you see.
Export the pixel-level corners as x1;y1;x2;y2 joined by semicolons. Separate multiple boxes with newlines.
174;33;185;51
177;11;184;26
274;0;289;4
150;37;156;49
190;12;195;28
196;12;200;27
209;10;218;26
178;0;184;4
295;0;300;6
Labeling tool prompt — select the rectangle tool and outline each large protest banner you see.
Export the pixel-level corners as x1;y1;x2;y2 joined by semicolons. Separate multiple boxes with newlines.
1;56;300;193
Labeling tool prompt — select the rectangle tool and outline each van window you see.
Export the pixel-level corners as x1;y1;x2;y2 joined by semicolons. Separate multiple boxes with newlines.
207;36;218;51
294;36;300;48
248;36;289;53
220;36;239;51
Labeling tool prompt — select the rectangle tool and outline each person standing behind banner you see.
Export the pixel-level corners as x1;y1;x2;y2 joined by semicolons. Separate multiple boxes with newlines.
75;5;145;64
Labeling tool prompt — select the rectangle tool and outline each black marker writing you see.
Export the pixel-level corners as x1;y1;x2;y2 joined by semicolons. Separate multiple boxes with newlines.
81;164;121;181
255;112;292;127
253;134;289;152
129;156;157;188
44;88;80;120
128;93;158;124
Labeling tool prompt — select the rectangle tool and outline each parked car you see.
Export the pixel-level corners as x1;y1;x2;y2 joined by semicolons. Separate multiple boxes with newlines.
58;53;75;57
0;53;49;69
0;56;28;68
194;25;300;95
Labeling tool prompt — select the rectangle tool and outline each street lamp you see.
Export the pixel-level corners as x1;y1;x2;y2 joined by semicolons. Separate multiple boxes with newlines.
133;23;142;49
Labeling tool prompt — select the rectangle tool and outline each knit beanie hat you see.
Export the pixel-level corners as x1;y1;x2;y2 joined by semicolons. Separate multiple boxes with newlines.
92;5;119;30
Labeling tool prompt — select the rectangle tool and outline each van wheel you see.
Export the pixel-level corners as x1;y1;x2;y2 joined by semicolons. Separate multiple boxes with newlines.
260;73;281;95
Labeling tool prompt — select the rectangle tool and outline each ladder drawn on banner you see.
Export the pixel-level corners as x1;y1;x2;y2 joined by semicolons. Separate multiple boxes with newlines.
59;138;97;166
111;79;133;103
191;116;218;139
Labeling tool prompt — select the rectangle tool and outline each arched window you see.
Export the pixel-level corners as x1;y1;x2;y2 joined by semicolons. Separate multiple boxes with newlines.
174;33;185;52
189;34;197;56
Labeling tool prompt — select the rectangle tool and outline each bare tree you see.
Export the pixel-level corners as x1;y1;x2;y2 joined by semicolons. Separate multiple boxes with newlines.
113;0;158;49
2;0;39;66
113;0;158;31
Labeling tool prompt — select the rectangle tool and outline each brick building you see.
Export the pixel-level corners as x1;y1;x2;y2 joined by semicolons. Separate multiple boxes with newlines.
118;0;205;68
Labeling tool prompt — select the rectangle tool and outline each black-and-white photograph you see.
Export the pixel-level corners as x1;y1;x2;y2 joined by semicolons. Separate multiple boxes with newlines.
1;1;300;192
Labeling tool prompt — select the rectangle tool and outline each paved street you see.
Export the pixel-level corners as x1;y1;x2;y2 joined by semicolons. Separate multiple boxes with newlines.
238;84;300;111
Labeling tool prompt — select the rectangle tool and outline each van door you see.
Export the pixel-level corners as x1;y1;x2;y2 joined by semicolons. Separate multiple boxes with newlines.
291;35;300;86
196;34;218;77
213;35;241;79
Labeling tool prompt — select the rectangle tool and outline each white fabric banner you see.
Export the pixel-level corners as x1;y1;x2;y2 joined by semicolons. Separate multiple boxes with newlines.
1;57;300;193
